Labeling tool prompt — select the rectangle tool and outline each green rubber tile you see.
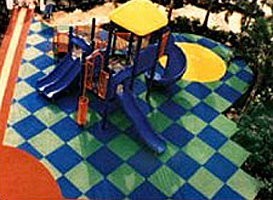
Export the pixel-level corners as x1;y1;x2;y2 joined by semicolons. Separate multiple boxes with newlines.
182;137;215;165
149;165;185;197
18;62;39;79
172;90;200;110
66;161;103;193
225;76;249;93
182;33;202;42
108;110;131;131
13;82;35;101
29;22;44;33
29;129;64;156
7;103;30;125
228;63;241;75
210;115;238;138
203;81;222;91
139;92;168;108
188;167;223;199
34;105;66;127
176;80;191;89
177;113;207;135
107;164;144;195
158;142;179;163
107;134;140;161
22;46;43;61
227;169;260;200
148;110;172;133
204;93;231;112
70;110;101;128
68;131;102;159
40;158;62;180
26;34;46;46
219;140;250;167
3;127;25;147
245;65;253;73
211;45;231;59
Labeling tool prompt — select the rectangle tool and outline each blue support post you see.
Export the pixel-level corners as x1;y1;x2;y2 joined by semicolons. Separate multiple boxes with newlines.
102;69;114;130
130;36;142;90
127;32;134;64
146;29;163;100
104;22;114;70
68;26;73;53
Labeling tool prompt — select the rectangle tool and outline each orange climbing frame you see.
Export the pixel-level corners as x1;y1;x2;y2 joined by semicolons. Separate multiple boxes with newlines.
85;50;109;100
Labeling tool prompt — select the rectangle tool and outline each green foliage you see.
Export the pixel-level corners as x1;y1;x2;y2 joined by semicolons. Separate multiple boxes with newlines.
235;17;273;92
232;87;273;199
169;16;238;46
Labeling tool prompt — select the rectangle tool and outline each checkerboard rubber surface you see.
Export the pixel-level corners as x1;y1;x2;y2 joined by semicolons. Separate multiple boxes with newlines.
3;19;260;199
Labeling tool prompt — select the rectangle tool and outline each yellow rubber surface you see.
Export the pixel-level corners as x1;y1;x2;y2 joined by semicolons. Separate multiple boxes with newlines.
176;42;226;82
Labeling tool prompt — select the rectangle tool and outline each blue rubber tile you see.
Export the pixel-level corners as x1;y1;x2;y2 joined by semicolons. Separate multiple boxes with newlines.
38;28;54;39
86;180;125;200
18;142;43;159
133;79;147;95
198;126;227;150
212;185;244;200
161;124;194;148
35;41;52;52
159;100;187;121
191;102;219;123
87;147;123;175
221;71;233;82
127;149;162;177
19;92;49;113
28;29;35;36
172;183;207;200
185;83;211;100
50;117;81;142
47;145;82;174
167;152;200;180
30;54;54;70
233;59;247;69
215;84;242;103
163;84;181;97
13;115;46;140
129;182;167;200
57;176;82;199
25;72;45;88
197;38;218;49
135;97;153;116
236;70;253;83
88;122;119;143
55;94;78;114
204;153;237;182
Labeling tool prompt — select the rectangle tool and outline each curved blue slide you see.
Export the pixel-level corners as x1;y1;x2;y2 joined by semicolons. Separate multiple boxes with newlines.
36;53;73;92
42;58;81;99
117;87;166;154
145;34;187;87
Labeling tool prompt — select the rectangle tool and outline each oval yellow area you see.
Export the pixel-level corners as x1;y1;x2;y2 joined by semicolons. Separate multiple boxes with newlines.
176;42;226;82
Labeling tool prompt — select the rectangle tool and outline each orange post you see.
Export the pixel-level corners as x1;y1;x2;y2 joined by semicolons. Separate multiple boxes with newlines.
76;96;89;126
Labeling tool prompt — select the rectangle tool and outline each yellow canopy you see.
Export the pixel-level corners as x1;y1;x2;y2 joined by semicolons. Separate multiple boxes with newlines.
109;0;168;36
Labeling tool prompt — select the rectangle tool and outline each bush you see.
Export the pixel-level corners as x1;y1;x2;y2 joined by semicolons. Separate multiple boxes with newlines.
232;87;273;199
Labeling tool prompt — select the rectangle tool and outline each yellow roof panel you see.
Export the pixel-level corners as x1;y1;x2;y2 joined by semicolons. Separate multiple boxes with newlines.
109;0;168;36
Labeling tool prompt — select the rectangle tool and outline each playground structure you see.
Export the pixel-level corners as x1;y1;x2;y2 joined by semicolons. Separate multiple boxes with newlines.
36;0;187;154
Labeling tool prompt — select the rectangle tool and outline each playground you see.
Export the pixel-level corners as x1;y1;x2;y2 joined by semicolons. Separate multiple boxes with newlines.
0;0;261;199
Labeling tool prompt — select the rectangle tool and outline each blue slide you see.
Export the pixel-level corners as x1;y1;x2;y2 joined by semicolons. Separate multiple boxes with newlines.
42;58;81;99
36;53;74;92
117;87;166;154
36;53;81;99
145;34;187;87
